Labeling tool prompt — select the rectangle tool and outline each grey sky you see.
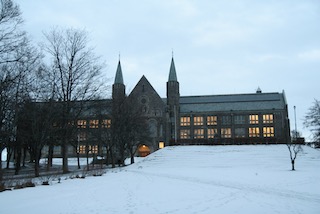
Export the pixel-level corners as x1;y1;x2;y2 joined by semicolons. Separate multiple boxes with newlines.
16;0;320;141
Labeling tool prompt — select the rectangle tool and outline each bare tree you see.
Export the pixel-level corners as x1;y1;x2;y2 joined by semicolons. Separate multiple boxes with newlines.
0;0;26;65
286;143;302;171
17;100;58;177
304;99;320;147
0;0;41;180
111;98;150;166
42;27;105;173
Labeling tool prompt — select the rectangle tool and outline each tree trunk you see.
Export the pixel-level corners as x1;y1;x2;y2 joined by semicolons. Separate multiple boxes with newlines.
34;153;40;177
291;159;295;171
110;148;115;168
61;143;69;173
77;152;81;169
14;146;21;175
86;147;89;171
47;144;54;171
0;151;3;182
6;147;13;169
22;147;27;167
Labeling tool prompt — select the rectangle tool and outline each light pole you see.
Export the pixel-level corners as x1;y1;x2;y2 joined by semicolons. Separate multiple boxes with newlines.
294;105;297;140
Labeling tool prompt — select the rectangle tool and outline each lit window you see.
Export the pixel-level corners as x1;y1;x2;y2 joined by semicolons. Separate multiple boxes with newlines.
249;127;260;137
102;119;111;128
208;128;217;139
222;116;231;125
263;114;274;124
221;128;231;138
180;129;190;139
234;115;245;124
77;120;87;128
249;115;259;124
207;116;217;125
194;129;204;139
77;145;86;154
235;128;245;138
263;127;274;137
180;117;190;126
89;120;99;128
89;145;98;154
194;116;203;126
159;142;165;149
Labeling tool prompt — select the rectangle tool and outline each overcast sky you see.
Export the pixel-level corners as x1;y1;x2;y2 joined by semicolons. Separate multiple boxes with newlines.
16;0;320;141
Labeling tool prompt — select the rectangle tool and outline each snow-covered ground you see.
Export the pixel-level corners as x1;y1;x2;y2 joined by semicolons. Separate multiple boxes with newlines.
1;145;320;214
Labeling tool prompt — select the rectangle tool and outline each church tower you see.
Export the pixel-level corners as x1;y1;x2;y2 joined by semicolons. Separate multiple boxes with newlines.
112;60;125;102
166;57;180;144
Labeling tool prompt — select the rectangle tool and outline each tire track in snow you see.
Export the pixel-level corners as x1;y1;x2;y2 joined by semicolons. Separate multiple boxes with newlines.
127;169;320;204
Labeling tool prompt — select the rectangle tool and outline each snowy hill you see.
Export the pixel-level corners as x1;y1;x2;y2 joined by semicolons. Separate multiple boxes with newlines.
1;145;320;214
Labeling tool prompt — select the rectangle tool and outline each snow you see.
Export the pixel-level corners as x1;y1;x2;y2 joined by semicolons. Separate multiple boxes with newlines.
1;145;320;214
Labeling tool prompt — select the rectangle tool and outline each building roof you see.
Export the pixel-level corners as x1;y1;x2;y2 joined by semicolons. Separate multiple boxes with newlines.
114;60;124;84
179;92;287;113
168;57;177;82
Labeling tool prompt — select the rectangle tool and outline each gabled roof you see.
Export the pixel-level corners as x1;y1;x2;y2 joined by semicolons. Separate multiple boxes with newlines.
128;75;166;108
114;60;124;84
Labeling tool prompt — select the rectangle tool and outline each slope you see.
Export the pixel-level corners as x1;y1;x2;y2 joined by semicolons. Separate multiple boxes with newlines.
1;145;320;214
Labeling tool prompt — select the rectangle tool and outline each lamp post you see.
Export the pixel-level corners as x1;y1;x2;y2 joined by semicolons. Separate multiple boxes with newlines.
294;106;297;140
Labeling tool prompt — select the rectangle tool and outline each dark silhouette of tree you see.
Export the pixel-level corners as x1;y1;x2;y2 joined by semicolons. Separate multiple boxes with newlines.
111;98;151;166
42;27;105;173
304;99;320;147
17;101;58;177
0;0;41;180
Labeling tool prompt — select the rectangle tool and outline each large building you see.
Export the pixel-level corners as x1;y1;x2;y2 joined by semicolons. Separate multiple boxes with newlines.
111;57;291;156
48;57;291;158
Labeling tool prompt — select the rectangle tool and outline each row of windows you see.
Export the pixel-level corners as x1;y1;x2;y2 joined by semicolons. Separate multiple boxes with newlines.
77;145;98;154
180;127;274;139
180;114;273;126
77;119;111;129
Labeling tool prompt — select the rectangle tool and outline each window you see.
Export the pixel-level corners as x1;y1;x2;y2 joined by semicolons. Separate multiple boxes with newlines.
102;119;111;128
89;120;99;128
208;128;218;139
207;116;217;125
222;116;231;125
234;115;245;124
77;145;86;154
249;115;259;124
180;129;190;139
180;117;190;126
249;127;260;137
89;145;98;154
221;128;231;138
194;116;203;126
263;114;274;124
78;132;87;141
77;145;98;154
194;129;204;139
159;142;165;149
263;127;274;137
77;120;87;128
235;128;246;138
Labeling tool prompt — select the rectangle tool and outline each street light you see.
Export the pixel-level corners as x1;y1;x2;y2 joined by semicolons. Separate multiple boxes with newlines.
294;106;297;140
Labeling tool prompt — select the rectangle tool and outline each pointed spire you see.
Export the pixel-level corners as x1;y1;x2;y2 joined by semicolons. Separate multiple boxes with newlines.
114;60;124;84
168;57;178;82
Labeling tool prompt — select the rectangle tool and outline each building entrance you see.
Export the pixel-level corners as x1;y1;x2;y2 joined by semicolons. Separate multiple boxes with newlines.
138;145;151;157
